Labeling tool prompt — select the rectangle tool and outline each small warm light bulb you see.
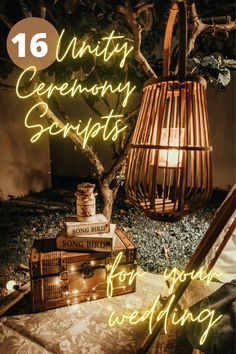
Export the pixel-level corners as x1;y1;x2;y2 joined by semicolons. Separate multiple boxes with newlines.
6;280;17;291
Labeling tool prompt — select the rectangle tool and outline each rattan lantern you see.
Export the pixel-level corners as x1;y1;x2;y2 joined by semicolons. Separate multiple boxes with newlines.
125;1;213;221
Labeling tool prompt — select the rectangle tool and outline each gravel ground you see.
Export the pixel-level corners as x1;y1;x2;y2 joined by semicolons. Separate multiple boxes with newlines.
0;187;224;291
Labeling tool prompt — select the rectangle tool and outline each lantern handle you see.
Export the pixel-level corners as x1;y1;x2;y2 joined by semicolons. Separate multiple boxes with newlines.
163;0;187;82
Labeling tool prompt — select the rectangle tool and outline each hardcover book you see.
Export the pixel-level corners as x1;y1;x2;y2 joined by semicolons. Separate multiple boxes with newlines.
65;214;110;236
56;224;116;252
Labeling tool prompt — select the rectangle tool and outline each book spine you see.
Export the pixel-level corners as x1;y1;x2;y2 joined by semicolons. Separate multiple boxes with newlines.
56;236;112;252
66;222;110;236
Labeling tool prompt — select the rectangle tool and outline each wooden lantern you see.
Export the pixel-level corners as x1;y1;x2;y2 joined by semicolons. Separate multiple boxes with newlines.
125;1;213;221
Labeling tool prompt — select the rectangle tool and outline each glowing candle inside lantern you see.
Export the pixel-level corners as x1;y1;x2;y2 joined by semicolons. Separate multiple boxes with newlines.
158;128;184;168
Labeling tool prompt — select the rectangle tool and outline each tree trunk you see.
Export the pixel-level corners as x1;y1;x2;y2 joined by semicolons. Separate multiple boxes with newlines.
99;182;118;221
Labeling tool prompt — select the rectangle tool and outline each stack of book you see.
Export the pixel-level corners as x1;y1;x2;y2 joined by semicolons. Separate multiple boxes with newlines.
56;183;116;252
29;182;137;312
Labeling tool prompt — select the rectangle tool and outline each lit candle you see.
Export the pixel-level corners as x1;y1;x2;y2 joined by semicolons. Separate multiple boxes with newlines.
158;128;184;168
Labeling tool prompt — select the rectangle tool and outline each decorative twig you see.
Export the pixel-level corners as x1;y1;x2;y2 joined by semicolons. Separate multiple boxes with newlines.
188;3;236;54
117;2;157;78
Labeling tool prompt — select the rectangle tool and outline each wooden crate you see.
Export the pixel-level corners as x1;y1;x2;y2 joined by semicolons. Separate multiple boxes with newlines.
30;228;137;312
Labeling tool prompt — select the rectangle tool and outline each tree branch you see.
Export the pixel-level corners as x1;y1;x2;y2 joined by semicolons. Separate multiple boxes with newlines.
123;105;140;125
93;69;111;110
136;3;155;17
19;0;32;17
221;58;236;69
102;105;139;187
188;3;236;54
0;14;12;28
38;0;46;19
80;93;103;117
117;2;157;79
34;95;105;177
1;69;106;178
102;129;133;186
0;83;16;91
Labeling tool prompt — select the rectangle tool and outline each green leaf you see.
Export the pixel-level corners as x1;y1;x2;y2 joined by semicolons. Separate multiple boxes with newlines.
218;68;231;86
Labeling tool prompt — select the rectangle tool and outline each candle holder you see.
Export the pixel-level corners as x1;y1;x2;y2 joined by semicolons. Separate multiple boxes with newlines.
125;1;213;221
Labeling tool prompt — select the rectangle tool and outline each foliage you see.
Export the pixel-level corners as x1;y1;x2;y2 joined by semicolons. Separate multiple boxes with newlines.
0;0;235;84
187;53;233;86
194;0;235;59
